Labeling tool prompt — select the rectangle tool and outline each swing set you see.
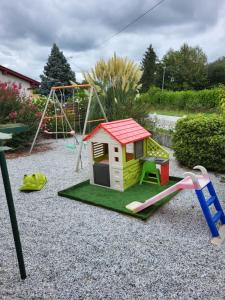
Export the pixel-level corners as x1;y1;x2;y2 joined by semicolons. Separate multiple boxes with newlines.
30;84;108;170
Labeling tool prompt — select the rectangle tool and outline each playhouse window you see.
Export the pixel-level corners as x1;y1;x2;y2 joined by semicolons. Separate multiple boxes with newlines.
125;143;134;161
134;140;144;159
92;142;108;162
125;141;144;161
114;157;119;162
114;147;118;152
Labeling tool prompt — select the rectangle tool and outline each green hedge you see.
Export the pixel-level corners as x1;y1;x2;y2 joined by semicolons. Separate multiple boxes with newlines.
172;115;225;172
140;86;225;112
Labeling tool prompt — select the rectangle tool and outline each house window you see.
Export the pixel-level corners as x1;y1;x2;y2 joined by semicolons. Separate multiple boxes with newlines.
134;140;144;159
125;143;134;161
114;147;118;152
115;157;119;162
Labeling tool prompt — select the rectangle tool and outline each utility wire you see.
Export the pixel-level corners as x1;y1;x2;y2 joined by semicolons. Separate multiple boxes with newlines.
98;0;167;48
71;0;167;74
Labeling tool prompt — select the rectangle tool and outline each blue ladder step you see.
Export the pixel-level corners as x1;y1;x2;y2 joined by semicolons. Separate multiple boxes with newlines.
212;211;222;223
206;196;216;206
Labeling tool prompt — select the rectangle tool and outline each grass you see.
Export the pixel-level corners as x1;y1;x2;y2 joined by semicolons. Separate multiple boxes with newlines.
58;177;182;220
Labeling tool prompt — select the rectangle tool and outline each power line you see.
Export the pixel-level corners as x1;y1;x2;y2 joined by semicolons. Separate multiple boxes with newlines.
98;0;167;48
70;0;167;74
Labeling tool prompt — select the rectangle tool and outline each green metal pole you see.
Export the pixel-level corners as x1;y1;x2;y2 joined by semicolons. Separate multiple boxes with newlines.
0;151;26;279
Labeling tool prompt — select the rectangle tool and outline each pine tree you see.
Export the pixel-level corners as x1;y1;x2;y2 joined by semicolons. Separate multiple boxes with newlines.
40;43;76;95
140;45;157;92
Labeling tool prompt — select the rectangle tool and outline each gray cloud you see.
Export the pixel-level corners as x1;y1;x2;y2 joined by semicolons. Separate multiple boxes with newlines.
0;0;224;81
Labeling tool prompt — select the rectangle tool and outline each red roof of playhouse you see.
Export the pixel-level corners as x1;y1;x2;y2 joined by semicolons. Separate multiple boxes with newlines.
83;118;151;145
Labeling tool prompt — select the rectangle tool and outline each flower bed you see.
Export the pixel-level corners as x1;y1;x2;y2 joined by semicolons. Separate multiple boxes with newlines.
0;81;42;149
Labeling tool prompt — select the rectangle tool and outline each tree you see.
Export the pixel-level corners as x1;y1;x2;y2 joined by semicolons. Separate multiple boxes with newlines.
160;43;208;90
40;43;76;95
140;44;157;92
84;53;151;125
208;57;225;87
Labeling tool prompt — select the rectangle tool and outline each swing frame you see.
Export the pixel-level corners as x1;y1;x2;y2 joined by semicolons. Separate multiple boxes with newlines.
30;87;78;153
30;84;108;170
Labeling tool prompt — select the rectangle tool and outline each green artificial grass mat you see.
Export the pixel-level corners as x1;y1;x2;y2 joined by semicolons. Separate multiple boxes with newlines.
58;176;182;220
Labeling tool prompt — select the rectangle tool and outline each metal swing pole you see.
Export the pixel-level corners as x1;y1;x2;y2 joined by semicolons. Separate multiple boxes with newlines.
75;86;94;172
53;91;58;141
93;87;108;122
0;150;26;279
77;100;81;134
59;90;66;140
72;89;76;132
29;89;54;154
72;89;77;146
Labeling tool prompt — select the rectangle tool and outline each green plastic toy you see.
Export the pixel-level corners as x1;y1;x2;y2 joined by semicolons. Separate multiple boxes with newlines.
139;161;161;185
19;173;47;191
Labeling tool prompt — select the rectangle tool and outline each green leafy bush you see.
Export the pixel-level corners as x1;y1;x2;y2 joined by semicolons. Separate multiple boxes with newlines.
140;86;225;113
173;115;225;172
0;82;41;149
220;94;225;115
0;82;21;122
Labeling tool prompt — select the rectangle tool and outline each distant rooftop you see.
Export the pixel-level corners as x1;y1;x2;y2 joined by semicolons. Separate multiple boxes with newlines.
0;65;40;87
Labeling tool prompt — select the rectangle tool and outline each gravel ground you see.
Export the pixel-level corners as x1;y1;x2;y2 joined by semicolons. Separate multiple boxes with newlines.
1;138;225;300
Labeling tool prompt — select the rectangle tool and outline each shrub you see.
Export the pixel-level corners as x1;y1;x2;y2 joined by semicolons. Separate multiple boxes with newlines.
220;93;225;115
0;82;21;122
84;53;152;126
0;82;41;149
173;115;225;172
140;86;225;113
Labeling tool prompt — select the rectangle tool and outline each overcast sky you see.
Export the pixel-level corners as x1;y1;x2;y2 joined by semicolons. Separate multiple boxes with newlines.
0;0;225;82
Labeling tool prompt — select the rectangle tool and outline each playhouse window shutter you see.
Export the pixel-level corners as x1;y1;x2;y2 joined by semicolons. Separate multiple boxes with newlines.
134;140;144;159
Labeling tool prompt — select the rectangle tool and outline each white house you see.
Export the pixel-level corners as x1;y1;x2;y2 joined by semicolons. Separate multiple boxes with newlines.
0;65;40;97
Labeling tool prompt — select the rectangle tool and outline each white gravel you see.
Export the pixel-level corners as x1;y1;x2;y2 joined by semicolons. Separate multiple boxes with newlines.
1;138;225;300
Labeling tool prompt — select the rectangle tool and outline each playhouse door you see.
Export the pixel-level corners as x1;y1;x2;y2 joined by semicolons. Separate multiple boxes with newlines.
93;163;110;187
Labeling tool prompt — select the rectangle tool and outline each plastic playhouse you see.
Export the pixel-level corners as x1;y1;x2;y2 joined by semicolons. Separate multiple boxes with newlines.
83;118;169;191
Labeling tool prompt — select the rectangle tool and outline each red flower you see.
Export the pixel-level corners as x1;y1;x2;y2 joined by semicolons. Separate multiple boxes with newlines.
8;111;17;120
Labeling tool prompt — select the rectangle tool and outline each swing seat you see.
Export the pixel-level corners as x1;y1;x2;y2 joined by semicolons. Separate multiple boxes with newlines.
19;173;47;191
65;141;88;151
139;161;161;185
65;144;77;150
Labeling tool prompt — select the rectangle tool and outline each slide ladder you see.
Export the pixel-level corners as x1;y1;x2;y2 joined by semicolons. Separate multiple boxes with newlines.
195;180;225;239
126;165;225;244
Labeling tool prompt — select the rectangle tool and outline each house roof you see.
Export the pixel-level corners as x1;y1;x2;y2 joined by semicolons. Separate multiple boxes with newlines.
83;118;151;145
0;65;40;87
